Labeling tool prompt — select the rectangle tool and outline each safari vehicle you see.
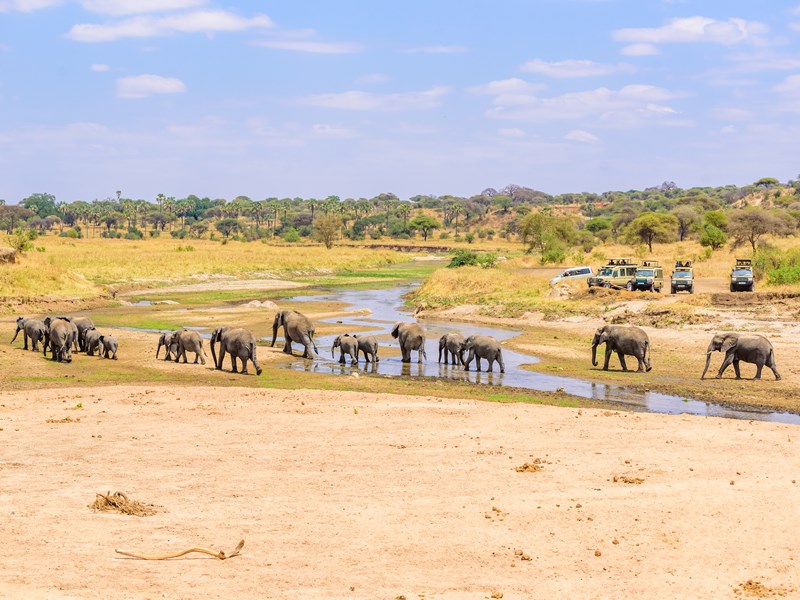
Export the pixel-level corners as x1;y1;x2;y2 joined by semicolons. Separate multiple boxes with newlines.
730;258;755;292
587;258;638;290
631;260;664;292
549;265;594;287
670;260;694;294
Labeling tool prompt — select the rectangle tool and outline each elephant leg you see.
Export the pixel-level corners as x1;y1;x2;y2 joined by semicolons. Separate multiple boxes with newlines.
417;347;423;363
618;353;628;372
283;337;293;355
23;332;29;351
603;347;612;370
754;361;763;380
635;355;644;372
239;355;248;374
475;357;482;372
717;353;735;378
497;353;505;373
231;356;239;373
339;352;346;364
487;358;493;372
733;359;742;379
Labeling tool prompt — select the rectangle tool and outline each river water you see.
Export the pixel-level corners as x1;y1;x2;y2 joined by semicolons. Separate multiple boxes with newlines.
277;284;800;425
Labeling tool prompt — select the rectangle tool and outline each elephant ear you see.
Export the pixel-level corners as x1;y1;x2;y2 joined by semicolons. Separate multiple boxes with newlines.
391;323;401;338
721;336;738;354
598;331;609;344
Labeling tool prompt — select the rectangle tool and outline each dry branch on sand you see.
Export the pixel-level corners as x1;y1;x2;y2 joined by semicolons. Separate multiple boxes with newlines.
116;539;245;561
89;491;158;517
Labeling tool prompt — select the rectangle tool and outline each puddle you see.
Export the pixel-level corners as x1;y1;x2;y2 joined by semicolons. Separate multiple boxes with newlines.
275;285;800;425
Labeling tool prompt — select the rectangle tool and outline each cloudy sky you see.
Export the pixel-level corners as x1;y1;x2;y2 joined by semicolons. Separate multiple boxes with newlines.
2;0;800;202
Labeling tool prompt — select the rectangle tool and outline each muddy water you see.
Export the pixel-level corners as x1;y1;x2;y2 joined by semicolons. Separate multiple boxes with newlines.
278;285;800;424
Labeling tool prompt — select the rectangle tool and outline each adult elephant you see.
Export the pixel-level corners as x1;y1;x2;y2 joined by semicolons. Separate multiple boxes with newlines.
42;316;77;360
438;332;465;366
591;325;652;372
391;322;427;363
11;317;46;351
701;333;781;380
173;330;207;365
463;335;505;373
270;309;318;358
332;334;359;365
210;326;262;375
72;317;95;352
46;317;74;363
354;334;379;363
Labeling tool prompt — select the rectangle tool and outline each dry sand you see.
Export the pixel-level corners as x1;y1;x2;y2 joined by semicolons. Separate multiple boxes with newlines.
2;385;799;599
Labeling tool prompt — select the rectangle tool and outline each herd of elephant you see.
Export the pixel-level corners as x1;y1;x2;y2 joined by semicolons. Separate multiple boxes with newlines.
11;309;782;382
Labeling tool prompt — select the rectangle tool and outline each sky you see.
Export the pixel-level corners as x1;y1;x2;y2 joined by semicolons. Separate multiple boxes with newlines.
2;0;800;203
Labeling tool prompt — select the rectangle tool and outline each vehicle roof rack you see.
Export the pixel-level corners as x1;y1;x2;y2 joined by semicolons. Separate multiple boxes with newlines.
605;257;636;265
674;259;692;268
641;260;660;267
735;258;752;267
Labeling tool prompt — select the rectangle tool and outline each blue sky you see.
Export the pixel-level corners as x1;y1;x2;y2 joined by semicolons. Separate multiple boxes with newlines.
2;0;800;203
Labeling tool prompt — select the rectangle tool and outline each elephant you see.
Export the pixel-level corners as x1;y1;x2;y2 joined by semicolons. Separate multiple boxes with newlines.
438;333;466;366
72;317;95;352
391;322;427;363
354;334;379;363
42;316;77;359
46;317;74;363
591;325;652;372
11;317;46;351
332;334;359;365
210;326;262;375
84;327;102;356
463;335;505;373
173;329;207;365
98;335;118;360
701;333;781;380
270;309;318;358
156;331;178;361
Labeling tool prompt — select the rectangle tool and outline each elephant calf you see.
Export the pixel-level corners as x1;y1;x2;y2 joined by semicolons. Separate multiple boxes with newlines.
332;334;359;365
591;325;652;373
84;327;102;356
463;335;505;373
99;335;118;360
701;333;781;380
11;316;46;351
354;334;379;363
439;332;465;366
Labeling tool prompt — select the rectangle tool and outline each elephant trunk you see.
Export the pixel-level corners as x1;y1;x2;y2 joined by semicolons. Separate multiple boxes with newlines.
701;346;714;380
10;326;20;344
156;338;163;358
271;317;279;347
591;336;600;367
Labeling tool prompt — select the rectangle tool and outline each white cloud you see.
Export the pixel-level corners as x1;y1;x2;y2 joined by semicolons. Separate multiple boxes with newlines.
116;74;186;98
90;63;110;72
81;0;206;15
775;74;800;94
564;129;599;143
254;39;360;54
520;59;635;78
67;10;273;42
402;45;468;54
498;128;526;139
621;43;660;56
301;86;450;111
483;83;684;126
613;16;769;46
0;0;60;11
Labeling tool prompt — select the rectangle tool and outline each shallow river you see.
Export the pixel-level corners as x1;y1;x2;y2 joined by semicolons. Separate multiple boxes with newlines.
277;284;800;425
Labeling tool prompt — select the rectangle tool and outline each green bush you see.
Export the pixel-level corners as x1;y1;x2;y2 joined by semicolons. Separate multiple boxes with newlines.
59;226;82;239
465;233;476;244
149;230;160;238
9;229;36;254
447;249;497;269
283;228;300;243
124;227;144;240
540;246;566;264
754;247;800;284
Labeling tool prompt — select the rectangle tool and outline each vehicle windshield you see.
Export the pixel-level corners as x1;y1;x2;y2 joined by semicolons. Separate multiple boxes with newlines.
673;271;692;279
636;269;654;277
733;269;753;277
598;268;613;276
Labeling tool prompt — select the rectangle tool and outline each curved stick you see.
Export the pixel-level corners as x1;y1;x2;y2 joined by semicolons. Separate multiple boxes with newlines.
116;539;244;560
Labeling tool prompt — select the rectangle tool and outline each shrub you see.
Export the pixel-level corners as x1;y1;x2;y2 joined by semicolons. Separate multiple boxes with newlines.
540;246;566;265
754;247;800;284
101;230;121;239
149;230;160;238
170;228;189;239
9;229;36;254
59;227;82;239
175;245;195;252
447;249;497;269
439;231;450;239
125;227;144;240
283;228;300;243
699;224;727;250
465;233;476;244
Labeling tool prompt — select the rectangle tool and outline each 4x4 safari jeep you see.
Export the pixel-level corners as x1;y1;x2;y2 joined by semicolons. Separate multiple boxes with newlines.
730;258;755;292
587;258;638;290
670;260;694;294
631;260;664;292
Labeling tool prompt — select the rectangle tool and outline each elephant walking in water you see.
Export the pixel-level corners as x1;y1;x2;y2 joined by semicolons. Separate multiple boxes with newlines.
354;334;379;363
271;309;318;359
211;326;262;375
438;333;466;366
391;322;426;363
332;334;359;365
463;335;505;373
591;325;652;372
701;333;781;380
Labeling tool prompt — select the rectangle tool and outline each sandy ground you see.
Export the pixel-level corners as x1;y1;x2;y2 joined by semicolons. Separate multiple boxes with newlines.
2;385;800;599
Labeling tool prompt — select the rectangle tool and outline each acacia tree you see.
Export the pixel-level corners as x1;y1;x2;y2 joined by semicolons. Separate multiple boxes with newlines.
670;205;701;241
728;207;786;251
623;212;678;252
409;215;441;241
314;212;342;249
519;212;575;254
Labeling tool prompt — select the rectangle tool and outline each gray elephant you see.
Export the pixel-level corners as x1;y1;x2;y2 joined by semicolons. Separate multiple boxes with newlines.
354;334;379;363
98;334;118;360
391;322;427;363
463;335;505;373
270;309;318;358
11;317;46;351
42;316;77;359
173;329;207;365
156;331;178;361
72;317;95;352
438;332;465;366
46;317;74;363
591;325;652;372
701;333;781;380
332;334;359;365
84;327;102;356
210;326;262;375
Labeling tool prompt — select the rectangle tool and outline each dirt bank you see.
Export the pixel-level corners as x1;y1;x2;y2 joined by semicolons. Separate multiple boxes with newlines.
2;385;799;598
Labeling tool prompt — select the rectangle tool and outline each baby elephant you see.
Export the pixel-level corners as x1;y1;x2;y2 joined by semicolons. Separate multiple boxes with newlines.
701;333;780;380
332;334;359;365
84;327;102;356
439;332;465;366
354;334;379;363
98;335;118;359
463;335;505;373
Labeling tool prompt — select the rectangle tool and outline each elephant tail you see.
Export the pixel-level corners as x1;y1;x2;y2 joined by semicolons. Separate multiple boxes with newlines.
645;339;652;372
310;331;319;356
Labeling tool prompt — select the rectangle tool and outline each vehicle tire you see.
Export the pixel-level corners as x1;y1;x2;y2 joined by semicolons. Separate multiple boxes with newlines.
626;281;633;291
671;286;676;295
689;285;694;294
730;284;735;292
750;284;755;292
603;282;611;289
